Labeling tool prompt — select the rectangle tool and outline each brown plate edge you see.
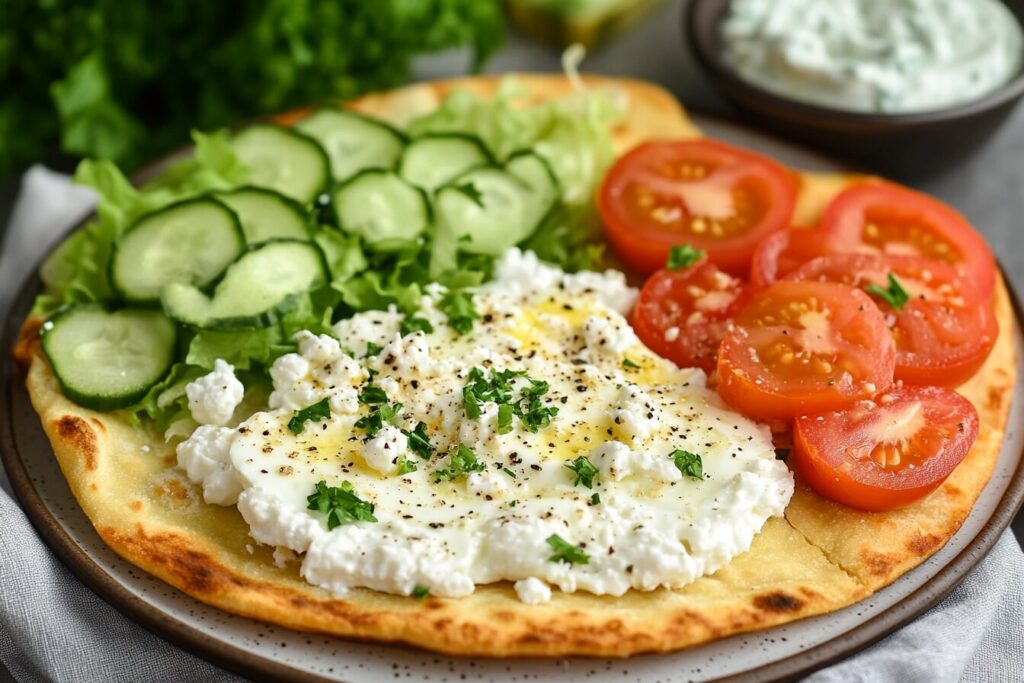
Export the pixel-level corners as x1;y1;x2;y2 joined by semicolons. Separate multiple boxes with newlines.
1;138;1022;683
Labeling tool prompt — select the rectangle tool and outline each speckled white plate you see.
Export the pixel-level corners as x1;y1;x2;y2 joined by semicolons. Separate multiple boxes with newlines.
3;115;1024;683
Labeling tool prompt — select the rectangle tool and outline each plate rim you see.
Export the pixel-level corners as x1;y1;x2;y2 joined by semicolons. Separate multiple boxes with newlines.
2;114;1023;683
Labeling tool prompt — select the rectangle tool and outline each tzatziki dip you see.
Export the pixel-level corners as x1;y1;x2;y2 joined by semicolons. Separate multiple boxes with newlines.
721;0;1024;113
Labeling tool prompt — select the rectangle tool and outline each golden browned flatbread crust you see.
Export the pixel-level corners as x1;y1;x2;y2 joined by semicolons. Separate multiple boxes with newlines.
15;75;1017;657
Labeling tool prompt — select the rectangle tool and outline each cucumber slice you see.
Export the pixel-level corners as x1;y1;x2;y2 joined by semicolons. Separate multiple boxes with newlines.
428;154;561;276
429;166;527;276
295;109;405;182
216;187;312;245
507;151;560;216
112;198;244;304
399;134;491;192
163;239;328;330
41;305;177;411
332;170;429;251
435;167;529;255
231;124;330;204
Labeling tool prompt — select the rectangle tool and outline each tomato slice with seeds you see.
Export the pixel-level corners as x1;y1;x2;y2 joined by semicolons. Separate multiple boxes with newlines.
630;260;750;374
599;139;797;275
793;385;979;511
716;281;895;420
820;183;996;300
749;228;853;287
787;253;997;386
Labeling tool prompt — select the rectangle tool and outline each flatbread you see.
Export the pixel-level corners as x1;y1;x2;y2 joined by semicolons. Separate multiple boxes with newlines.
13;75;1017;657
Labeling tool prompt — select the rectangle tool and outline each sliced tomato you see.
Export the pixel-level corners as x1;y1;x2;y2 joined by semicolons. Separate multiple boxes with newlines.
716;281;895;420
793;385;979;511
630;260;750;373
599;139;797;276
820;183;996;300
749;228;852;287
787;253;997;386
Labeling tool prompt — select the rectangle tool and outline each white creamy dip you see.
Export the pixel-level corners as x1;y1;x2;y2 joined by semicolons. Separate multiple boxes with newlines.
176;248;793;602
722;0;1024;113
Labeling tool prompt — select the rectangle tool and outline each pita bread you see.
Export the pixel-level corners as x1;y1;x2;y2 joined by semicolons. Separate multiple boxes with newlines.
14;75;1017;657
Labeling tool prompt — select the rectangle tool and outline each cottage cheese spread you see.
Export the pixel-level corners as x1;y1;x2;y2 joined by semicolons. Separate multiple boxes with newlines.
176;248;793;602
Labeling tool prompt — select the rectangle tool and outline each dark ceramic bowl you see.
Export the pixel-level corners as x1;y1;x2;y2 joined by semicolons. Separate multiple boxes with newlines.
686;0;1024;179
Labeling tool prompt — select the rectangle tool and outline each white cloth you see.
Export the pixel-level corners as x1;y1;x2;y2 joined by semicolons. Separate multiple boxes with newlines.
1;167;1022;682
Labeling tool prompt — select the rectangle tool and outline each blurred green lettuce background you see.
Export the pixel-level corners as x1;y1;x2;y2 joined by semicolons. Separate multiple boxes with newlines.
0;0;504;179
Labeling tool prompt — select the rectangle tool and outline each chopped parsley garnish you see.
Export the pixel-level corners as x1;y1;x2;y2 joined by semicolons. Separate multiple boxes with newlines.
461;367;558;433
463;388;482;420
516;379;559;433
866;273;910;310
435;443;486;481
412;585;430;599
439;290;479;335
503;467;517;479
358;384;388;405
287;398;330;434
364;341;383;357
354;401;404;437
546;534;590;565
589;492;601;505
564;456;599;489
622;357;641;370
403;421;434;460
306;480;376;530
463;367;518;418
396;456;418;476
400;315;434;337
496;403;514;434
667;244;705;270
671;449;703;479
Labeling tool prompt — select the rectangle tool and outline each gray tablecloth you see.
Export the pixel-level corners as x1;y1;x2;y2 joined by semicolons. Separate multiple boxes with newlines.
2;157;1023;682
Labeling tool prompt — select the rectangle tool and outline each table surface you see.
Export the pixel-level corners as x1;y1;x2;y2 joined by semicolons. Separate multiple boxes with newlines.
2;0;1022;546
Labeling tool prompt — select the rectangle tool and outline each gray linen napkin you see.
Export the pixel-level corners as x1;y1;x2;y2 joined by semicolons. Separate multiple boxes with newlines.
1;167;1022;683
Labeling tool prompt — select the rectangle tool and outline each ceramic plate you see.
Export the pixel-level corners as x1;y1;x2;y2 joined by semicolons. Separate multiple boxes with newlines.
3;115;1023;682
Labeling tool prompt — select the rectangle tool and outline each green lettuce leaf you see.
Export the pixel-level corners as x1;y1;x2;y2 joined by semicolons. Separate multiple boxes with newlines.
121;362;205;428
315;228;369;284
37;130;250;311
186;328;285;371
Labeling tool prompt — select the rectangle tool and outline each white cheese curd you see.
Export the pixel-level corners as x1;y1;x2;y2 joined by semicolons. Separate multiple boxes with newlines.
176;425;243;505
268;331;365;414
362;425;408;475
582;314;639;359
466;470;511;498
514;577;552;605
590;441;681;484
185;359;244;426
188;248;792;603
331;308;402;356
487;248;638;315
722;0;1024;113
